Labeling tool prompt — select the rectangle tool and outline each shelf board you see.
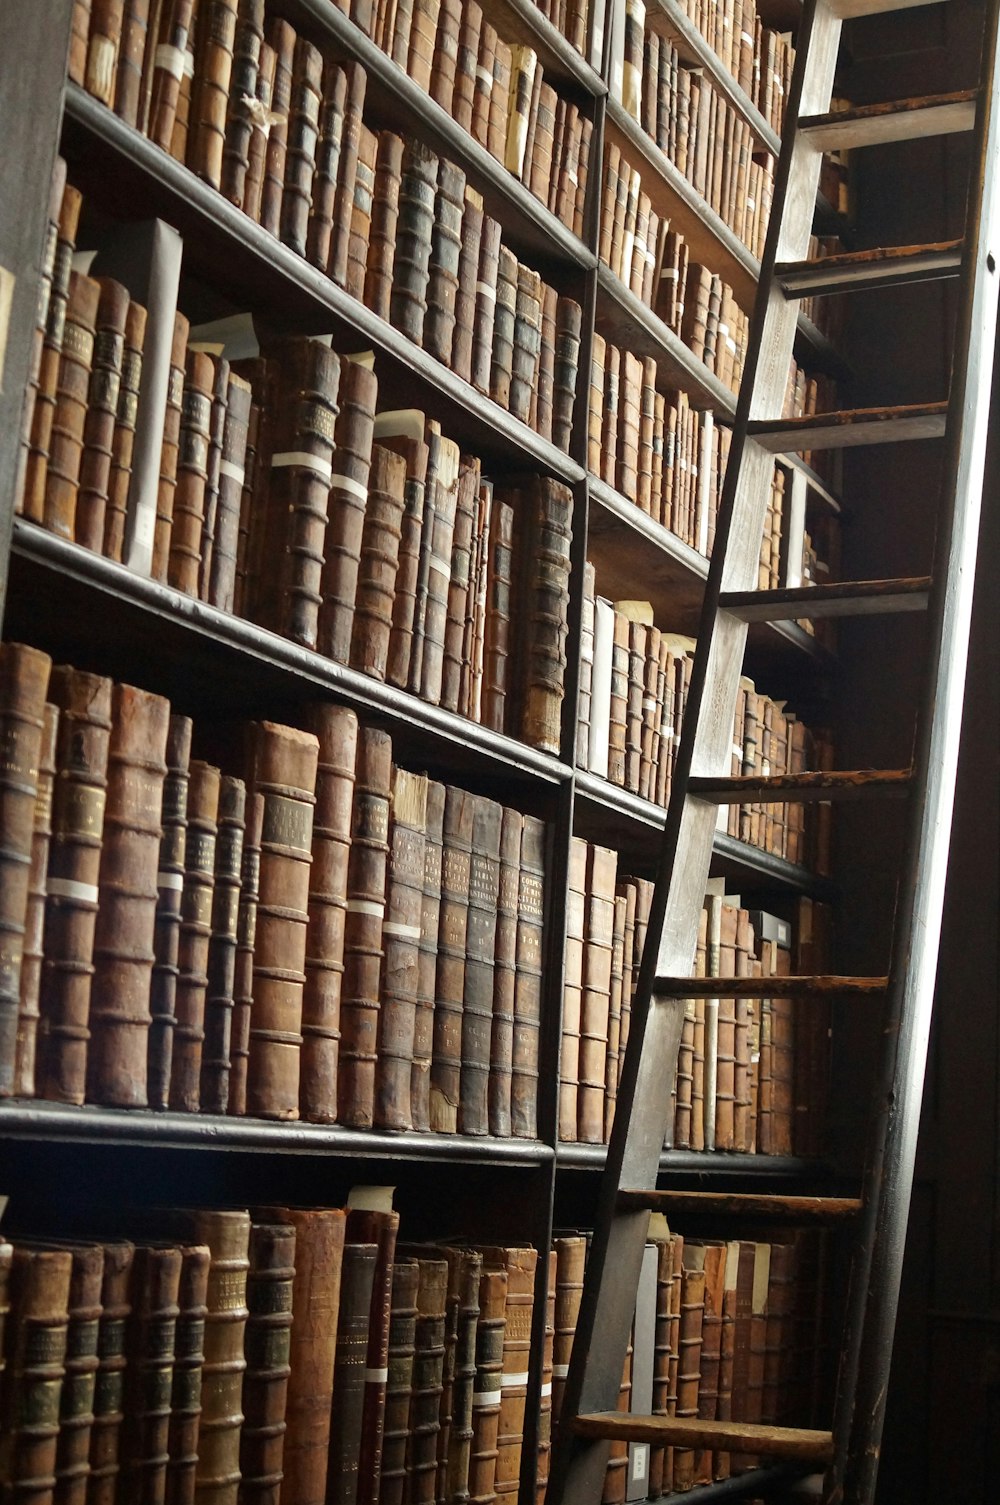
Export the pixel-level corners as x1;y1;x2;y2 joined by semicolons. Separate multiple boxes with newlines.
9;522;570;790
473;0;606;96
647;0;782;153
61;89;586;488
556;1143;831;1179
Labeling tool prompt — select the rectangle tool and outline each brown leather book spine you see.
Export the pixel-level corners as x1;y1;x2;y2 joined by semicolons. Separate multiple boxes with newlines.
242;40;277;223
1;1247;73;1503
258;18;295;238
305;62;347;272
147;1;198;148
458;796;501;1136
486;809;520;1138
534;1247;556;1505
429;0;461;111
15;701;59;1098
326;61;367;291
165;1244;211;1505
150;312;191;583
404;1255;449;1505
45;1242;103;1505
279;37;323;257
559;837;587;1143
695;1244;727;1485
317;360;378;666
349;444;407;682
68;2;92;86
345;1208;400;1505
363;131;404;320
470;214;500;396
113;0;151;127
188;1210;250;1505
552;1235;585;1434
16;156;67;520
450;186;482;387
199;776;246;1112
489;247;517;412
327;1242;378;1505
383;434;429;691
484;1247;537;1505
188;0;239;189
119;1244;183;1505
44;271;100;541
219;0;265;206
414;430;460;705
527;81;556;202
452;0;481;134
246;722;319;1120
509;813;543;1139
197;355;231;602
443;1247;481;1505
389;140;439;346
647;1234;675;1498
168;25;197;164
480;499;512;735
509;267;542;426
101;299;144;559
468;1267;506;1505
430;786;473;1134
167;350;215;597
23;180;83;524
147;715;191;1112
406;0;438;90
87;1241;134;1505
87;683;170;1110
517;477;573;755
411;779;444;1132
337;725;391;1129
470;21;495;150
206;371;252;612
424;159;466;367
534;283;557;445
228;789;263;1116
345;124;378;303
577;844;616;1143
238;1222;295;1505
300;703;358;1124
440;457;477;716
169;761;221;1113
552;295;582;457
373;767;427;1130
487;41;512;164
85;0;125;107
380;1258;419;1505
37;668;112;1106
74;278;130;553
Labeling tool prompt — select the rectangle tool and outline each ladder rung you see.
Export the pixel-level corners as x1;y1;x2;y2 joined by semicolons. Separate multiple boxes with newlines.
573;1413;835;1464
748;402;948;453
652;974;888;998
719;577;931;621
618;1190;864;1221
776;241;963;299
688;769;912;802
799;89;977;149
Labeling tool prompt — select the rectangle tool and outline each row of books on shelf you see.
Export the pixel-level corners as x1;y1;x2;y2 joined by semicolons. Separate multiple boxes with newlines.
0;643;550;1135
0;1200;832;1505
560;851;832;1155
70;0;594;233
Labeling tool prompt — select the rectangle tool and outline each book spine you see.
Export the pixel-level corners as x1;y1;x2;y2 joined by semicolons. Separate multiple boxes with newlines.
279;38;324;257
389;141;439;347
480;500;513;734
468;1267;506;1505
430;0;461;110
16;157;68;521
167;350;216;597
578;845;616;1143
516;478;573;756
206;372;252;613
452;0;481;132
345;124;378;302
151;312;191;583
440;457;477;715
535;1249;556;1505
242;40;277;224
2;1248;73;1504
189;0;239;190
349;445;407;682
317;361;378;666
305;62;348;273
68;1;92;87
459;796;501;1135
552;298;582;455
218;0;265;207
52;1243;104;1505
430;785;473;1133
87;1241;134;1505
451;188;483;386
374;767;427;1130
165;1244;211;1505
191;1209;251;1505
407;1256;450;1505
238;1222;295;1505
510;814;543;1139
15;701;59;1098
486;1247;537;1505
170;761;221;1113
363;131;404;320
509;267;542;425
380;1259;419;1505
470;215;500;395
44;271;101;541
199;775;246;1113
86;0;126;108
327;62;367;290
258;18;295;238
228;790;263;1116
424;160;466;367
147;1;197;151
487;809;520;1139
119;1245;183;1505
115;0;153;129
327;1242;378;1505
346;1208;400;1505
22;182;83;524
75;278;130;553
489;247;517;411
412;779;444;1132
384;434;429;691
445;1248;482;1505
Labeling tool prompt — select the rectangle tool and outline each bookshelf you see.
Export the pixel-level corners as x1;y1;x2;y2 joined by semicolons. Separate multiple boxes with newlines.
0;0;949;1502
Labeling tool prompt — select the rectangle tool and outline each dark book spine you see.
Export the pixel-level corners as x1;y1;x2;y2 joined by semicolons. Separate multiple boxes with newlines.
384;436;429;692
511;815;544;1139
459;796;501;1136
53;1244;104;1505
258;18;295;238
167;350;216;597
242;41;277;223
424;160;466;366
151;313;191;584
327;62;367;290
2;1248;73;1505
239;1223;295;1505
349;444;407;683
470;215;501;396
228;790;263;1116
345;124;379;303
196;355;231;603
103;295;145;557
189;1210;250;1505
452;0;481;133
44;271;101;542
445;1248;481;1505
488;808;521;1138
346;1208;400;1505
114;0;151;128
552;298;582;455
405;1257;449;1505
148;1;198;152
279;37;324;257
481;500;513;735
411;780;444;1133
514;478;573;756
327;1243;379;1505
165;1245;211;1505
119;1245;183;1505
200;776;246;1113
374;767;428;1130
380;1259;419;1505
206;372;252;613
17;157;68;522
22;182;82;525
317;360;379;667
15;700;58;1098
305;61;347;271
87;1241;134;1505
429;786;473;1134
489;248;517;412
169;761;221;1113
75;277;130;553
389;141;439;347
219;0;265;208
363;132;404;321
468;1268;506;1505
451;188;482;386
509;267;542;426
440;458;477;716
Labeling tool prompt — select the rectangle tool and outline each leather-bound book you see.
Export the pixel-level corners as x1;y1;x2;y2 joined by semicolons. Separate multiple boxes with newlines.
75;278;130;553
510;814;543;1139
147;715;192;1111
305;62;347;272
87;683;170;1110
148;1;198;150
188;0;239;189
509;267;541;425
102;297;145;559
450;186;482;386
442;1247;480;1505
552;1236;585;1426
246;722;319;1120
387;0;415;67
363;132;404;320
218;0;264;206
606;609;628;786
468;1266;506;1505
519;477;573;754
489;248;517;412
349;445;407;683
326;61;367;290
389;141;438;347
452;0;481;133
559;837;586;1142
470;21;495;148
15;701;59;1097
16;157;67;520
373;768;427;1131
411;780;444;1132
487;41;512;164
470;214;501;396
300;703;358;1124
165;1244;211;1505
38;1241;103;1505
458;796;501;1136
604;893;626;1140
85;0;125;107
429;0;460;110
1;1247;72;1502
186;1210;250;1505
67;2;92;86
535;1248;556;1504
170;761;221;1113
200;776;246;1113
483;1246;536;1505
242;40;277;223
527;81;557;202
327;1241;378;1505
150;312;191;583
481;499;513;735
578;844;616;1144
166;349;215;596
44;270;100;541
169;21;198;163
37;667;112;1106
228;790;263;1116
424;160;466;367
259;18;296;238
338;726;392;1129
440;457;478;715
381;423;429;691
114;0;152;128
413;428;460;705
346;1205;400;1505
197;356;231;602
345;125;379;303
487;808;520;1139
503;46;536;180
239;1222;295;1505
379;1258;419;1505
552;298;581;456
534;284;557;445
206;371;252;612
398;1255;446;1505
430;786;473;1134
279;37;324;257
119;1244;183;1505
317;359;378;667
406;0;438;91
23;180;82;524
261;1206;345;1505
694;1243;727;1485
87;1240;134;1505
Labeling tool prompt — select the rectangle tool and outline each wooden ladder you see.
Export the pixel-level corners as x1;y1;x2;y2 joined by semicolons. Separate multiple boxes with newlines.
547;0;1000;1502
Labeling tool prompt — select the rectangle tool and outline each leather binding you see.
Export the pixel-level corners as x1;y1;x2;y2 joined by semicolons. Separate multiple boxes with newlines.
509;812;543;1139
487;808;520;1138
576;565;594;769
604;892;626;1140
150;311;192;583
470;214;501;396
327;1241;378;1505
86;1;126;108
715;902;738;1153
511;477;573;754
300;703;358;1124
412;779;444;1132
387;0;415;68
528;83;557;202
259;18;296;239
119;1244;183;1505
279;37;324;259
382;427;429;691
452;0;481;133
257;339;342;651
450;186;482;386
406;0;438;91
75;278;130;553
228;789;263;1116
412;428;460;704
547;96;568;223
345;125;378;303
337;725;392;1129
647;1234;679;1498
239;1222;295;1505
218;0;264;206
242;41;277;224
0;1247;73;1502
734;907;754;1154
147;715;192;1111
601;343;620;487
586;332;605;479
552;298;582;455
534;284;557;445
363;132;404;321
44;271;100;541
506;47;538;181
23;180;82;524
170;760;221;1113
197;356;231;603
317;359;378;667
327;63;367;291
200;775;247;1113
535;1248;556;1505
114;0;151;128
425;160;466;367
188;0;239;189
483;1246;537;1505
16;701;58;1097
87;684;169;1111
696;1243;728;1486
246;721;319;1120
761;1240;796;1427
430;785;473;1134
510;267;541;425
350;445;408;683
430;0;461;111
168;350;216;598
603;1342;631;1504
481;498;513;735
345;1206;400;1505
617;351;642;502
102;296;144;560
380;1258;419;1505
37;667;113;1107
206;371;252;613
489;247;517;411
444;1246;481;1505
607;609;628;786
559;837;586;1142
68;3;91;86
35;1240;102;1505
16;157;68;520
305;62;347;273
398;1253;447;1505
372;767;426;1130
87;1240;134;1505
389;141;439;347
469;1266;506;1505
164;1243;211;1505
466;477;491;720
487;41;512;164
350;0;375;40
470;21;495;150
440;457;478;715
261;1205;346;1505
433;1247;461;1505
168;20;197;164
186;1210;250;1505
552;1236;585;1428
458;796;501;1136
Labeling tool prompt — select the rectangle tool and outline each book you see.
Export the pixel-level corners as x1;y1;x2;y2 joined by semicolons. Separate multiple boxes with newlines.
381;421;429;692
578;844;617;1144
239;1222;295;1505
229;790;263;1118
430;786;473;1134
88;1240;135;1505
199;774;246;1113
468;1266;506;1505
459;795;502;1136
145;714;190;1112
350;445;408;683
189;0;240;191
305;61;348;273
189;1208;250;1505
318;360;379;667
424;160;466;367
119;1243;183;1505
51;1240;104;1505
346;1200;401;1505
327;1241;379;1505
166;1243;211;1505
364;132;405;321
488;808;521;1138
258;18;295;239
75;277;130;554
279;37;324;258
511;814;544;1140
380;1258;420;1505
170;760;221;1113
45;270;101;542
484;1246;537;1505
404;1254;450;1505
15;700;58;1098
375;767;428;1131
219;0;266;210
390;141;439;347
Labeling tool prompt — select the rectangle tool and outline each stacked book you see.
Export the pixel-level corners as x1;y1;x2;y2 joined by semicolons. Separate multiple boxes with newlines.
0;642;548;1135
